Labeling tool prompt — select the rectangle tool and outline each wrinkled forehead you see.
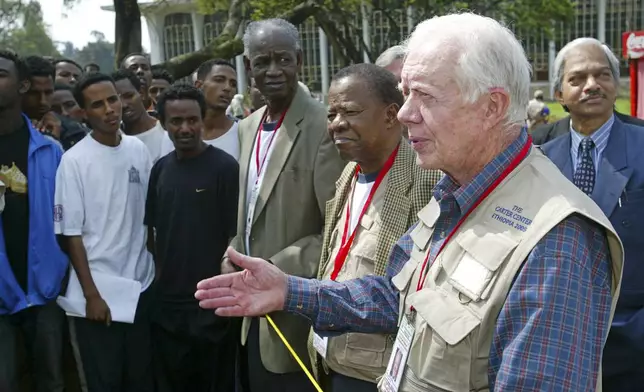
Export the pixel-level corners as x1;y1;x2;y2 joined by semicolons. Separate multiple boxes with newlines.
401;41;458;89
248;28;298;56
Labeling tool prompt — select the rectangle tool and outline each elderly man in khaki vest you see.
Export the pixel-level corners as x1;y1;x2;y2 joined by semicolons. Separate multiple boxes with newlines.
197;13;624;392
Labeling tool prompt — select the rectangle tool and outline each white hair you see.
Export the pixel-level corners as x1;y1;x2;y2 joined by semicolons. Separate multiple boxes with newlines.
404;13;532;126
243;19;301;57
230;94;246;117
553;37;620;92
375;45;406;68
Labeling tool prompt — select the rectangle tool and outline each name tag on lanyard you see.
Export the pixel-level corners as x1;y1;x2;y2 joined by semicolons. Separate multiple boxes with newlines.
380;313;415;392
245;109;287;252
312;332;329;358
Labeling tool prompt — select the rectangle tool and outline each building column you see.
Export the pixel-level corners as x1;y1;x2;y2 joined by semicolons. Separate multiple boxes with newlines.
597;0;606;43
548;39;556;99
319;27;330;103
361;1;371;63
191;12;204;51
406;6;414;35
236;56;247;94
145;12;166;64
236;23;247;94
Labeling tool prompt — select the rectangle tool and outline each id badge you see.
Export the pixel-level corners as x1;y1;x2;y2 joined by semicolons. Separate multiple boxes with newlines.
312;331;328;358
245;184;260;251
380;313;416;392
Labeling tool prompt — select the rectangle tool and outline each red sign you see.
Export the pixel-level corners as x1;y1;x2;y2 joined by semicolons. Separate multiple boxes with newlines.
623;31;644;59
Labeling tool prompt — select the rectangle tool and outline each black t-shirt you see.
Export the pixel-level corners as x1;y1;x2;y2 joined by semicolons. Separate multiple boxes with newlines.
0;120;30;293
145;145;239;300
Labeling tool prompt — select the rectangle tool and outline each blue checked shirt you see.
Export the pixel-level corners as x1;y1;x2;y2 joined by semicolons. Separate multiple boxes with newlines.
285;129;613;391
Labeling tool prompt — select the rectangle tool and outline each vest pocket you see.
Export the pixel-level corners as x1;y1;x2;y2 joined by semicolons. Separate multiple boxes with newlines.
341;332;391;369
406;288;481;391
442;228;518;302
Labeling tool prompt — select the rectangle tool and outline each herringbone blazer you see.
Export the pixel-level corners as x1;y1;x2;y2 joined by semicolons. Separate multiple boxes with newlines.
317;139;443;278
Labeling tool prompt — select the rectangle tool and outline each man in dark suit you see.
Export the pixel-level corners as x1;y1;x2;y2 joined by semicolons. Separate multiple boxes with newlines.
533;110;644;145
541;37;644;392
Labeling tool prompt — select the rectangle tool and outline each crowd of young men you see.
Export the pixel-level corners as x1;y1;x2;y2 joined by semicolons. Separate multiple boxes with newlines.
1;13;643;392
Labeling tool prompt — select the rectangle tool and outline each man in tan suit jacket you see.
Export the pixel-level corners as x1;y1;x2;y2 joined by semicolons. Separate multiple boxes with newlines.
225;18;344;392
308;64;442;392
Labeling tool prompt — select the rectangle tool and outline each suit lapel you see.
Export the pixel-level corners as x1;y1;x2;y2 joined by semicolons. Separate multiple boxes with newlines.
252;87;307;225
374;141;413;275
318;163;355;278
592;120;633;216
547;133;574;181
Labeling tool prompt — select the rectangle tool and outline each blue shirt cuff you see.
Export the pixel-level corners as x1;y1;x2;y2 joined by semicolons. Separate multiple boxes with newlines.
284;276;321;319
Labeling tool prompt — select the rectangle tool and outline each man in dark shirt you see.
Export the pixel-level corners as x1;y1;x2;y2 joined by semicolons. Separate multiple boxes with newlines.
22;56;87;151
145;84;239;392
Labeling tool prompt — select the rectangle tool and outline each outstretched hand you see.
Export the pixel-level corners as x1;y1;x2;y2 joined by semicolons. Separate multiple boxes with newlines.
195;247;288;317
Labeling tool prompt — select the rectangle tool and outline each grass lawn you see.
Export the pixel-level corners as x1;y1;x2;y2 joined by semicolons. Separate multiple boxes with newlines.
546;98;631;121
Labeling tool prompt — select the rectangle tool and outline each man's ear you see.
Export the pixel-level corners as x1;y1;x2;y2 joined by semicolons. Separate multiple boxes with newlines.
384;103;399;129
19;79;30;95
194;79;203;89
244;56;251;74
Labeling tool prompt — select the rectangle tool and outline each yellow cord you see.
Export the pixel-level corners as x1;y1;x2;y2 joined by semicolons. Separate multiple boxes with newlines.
265;314;324;392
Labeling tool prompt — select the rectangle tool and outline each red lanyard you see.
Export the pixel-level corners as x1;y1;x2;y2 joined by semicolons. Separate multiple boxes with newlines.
255;109;287;182
414;136;533;299
330;146;399;281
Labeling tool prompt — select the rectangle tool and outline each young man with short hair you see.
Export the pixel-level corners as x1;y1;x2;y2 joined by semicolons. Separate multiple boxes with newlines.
54;59;83;87
195;59;240;160
112;69;173;163
0;50;68;392
55;72;155;391
146;84;239;391
121;53;154;111
149;68;174;107
22;56;88;151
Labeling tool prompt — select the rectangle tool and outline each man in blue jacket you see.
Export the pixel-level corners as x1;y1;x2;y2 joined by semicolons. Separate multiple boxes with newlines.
0;50;68;392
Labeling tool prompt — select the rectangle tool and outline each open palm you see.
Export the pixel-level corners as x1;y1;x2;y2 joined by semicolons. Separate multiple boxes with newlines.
196;247;288;317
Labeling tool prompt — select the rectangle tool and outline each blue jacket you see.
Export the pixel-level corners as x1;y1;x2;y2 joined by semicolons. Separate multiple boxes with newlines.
0;115;68;315
542;117;644;379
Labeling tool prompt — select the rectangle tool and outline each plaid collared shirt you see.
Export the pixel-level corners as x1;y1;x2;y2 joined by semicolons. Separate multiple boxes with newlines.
285;129;613;391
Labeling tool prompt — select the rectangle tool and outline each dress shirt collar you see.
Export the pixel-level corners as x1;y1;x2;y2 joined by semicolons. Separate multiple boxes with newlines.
569;114;613;156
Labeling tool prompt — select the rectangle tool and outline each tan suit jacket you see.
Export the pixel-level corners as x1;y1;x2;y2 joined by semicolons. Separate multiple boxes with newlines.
230;85;345;373
318;141;443;278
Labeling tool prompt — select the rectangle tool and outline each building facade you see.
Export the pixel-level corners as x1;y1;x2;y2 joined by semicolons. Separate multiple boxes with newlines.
104;0;643;99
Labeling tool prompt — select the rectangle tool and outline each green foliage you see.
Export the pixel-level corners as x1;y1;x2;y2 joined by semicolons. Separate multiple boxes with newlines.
196;0;232;15
402;0;574;37
0;0;60;57
62;31;117;73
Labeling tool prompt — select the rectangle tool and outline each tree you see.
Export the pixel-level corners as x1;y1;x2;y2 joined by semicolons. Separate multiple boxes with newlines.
74;31;117;72
154;0;574;80
63;0;142;68
0;0;60;57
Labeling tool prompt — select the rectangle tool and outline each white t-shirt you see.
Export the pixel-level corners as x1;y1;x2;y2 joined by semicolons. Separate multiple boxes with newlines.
134;121;174;163
245;121;280;252
348;177;375;234
203;121;240;161
54;134;155;291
